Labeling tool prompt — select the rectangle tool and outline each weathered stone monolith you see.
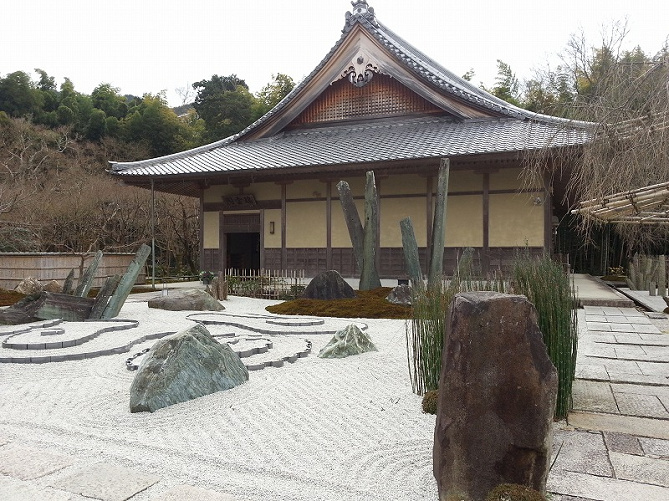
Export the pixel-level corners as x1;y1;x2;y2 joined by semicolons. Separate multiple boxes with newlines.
400;217;423;289
129;324;248;413
337;180;364;269
360;171;381;290
433;292;557;501
427;159;449;288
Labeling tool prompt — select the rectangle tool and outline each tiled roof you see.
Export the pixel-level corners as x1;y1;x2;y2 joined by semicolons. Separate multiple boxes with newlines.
111;117;590;178
109;2;591;180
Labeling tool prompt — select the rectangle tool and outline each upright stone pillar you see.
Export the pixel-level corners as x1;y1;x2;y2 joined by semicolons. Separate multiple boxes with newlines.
359;171;381;290
427;159;449;288
433;292;557;501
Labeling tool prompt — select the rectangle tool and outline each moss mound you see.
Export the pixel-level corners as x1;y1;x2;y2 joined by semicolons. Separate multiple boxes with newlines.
486;484;546;501
266;287;411;319
0;289;25;307
422;390;439;414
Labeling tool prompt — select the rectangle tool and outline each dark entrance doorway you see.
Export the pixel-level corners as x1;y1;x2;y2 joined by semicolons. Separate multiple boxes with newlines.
226;232;260;270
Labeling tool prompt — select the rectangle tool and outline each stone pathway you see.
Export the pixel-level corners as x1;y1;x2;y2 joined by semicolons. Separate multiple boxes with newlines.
548;306;669;500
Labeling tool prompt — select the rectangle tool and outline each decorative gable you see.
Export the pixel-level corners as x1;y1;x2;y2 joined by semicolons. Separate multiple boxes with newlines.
288;73;446;127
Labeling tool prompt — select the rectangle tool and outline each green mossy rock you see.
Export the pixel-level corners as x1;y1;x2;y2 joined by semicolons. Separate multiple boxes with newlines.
129;324;248;412
318;324;377;358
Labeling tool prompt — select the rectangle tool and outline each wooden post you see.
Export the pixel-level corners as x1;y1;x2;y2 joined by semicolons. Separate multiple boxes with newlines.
400;217;423;289
74;250;103;298
658;255;666;297
428;159;450;288
337;180;364;269
101;244;151;319
360;171;381;291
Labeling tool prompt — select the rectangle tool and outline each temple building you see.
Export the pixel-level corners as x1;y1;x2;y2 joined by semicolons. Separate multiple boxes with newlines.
109;1;589;278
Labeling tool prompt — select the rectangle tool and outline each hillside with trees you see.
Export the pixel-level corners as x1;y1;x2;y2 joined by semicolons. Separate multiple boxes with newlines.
0;71;295;275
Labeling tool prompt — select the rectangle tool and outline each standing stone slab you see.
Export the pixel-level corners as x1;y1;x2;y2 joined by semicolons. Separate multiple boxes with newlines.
337;180;364;269
433;292;557;501
130;323;248;412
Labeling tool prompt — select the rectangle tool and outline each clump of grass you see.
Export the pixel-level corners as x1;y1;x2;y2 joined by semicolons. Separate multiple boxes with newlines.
511;254;578;419
406;248;507;395
265;287;411;319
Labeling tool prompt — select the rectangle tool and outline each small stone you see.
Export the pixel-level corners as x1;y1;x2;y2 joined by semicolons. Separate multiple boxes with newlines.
42;280;62;293
318;324;377;358
302;270;356;300
14;277;42;295
129;324;248;412
386;284;412;305
148;289;225;311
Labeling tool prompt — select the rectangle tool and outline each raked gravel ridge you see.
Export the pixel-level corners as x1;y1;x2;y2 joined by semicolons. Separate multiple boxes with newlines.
0;295;438;500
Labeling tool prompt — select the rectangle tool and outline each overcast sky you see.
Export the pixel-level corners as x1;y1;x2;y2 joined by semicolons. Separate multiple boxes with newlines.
3;0;668;107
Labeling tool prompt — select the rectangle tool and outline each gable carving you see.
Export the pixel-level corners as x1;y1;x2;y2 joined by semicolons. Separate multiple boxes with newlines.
339;53;379;87
288;74;445;126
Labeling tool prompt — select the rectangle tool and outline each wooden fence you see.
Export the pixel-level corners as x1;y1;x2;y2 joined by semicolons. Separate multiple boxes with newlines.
223;268;306;300
0;253;145;291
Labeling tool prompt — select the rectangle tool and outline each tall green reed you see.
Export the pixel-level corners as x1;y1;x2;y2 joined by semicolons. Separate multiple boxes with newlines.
511;255;578;419
406;250;578;419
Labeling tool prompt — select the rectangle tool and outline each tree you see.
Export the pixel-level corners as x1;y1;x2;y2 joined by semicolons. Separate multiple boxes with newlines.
0;71;41;118
526;24;669;252
485;60;521;107
192;74;255;141
254;73;295;118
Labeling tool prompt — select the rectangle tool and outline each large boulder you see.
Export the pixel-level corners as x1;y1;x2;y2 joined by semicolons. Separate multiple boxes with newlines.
318;324;377;358
147;289;224;311
433;292;557;501
129;324;248;412
14;277;42;295
302;270;355;300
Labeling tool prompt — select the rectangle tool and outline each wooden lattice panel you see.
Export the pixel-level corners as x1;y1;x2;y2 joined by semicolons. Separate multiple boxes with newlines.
290;74;444;126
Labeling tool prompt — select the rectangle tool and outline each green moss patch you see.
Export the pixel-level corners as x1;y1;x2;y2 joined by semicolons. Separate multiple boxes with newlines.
266;287;411;319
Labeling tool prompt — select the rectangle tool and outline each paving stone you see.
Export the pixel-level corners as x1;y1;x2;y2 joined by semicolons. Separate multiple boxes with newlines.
609;323;635;333
0;444;73;480
586;314;608;323
603;431;643;455
52;462;160;501
547;470;669;501
609;451;669;487
587;322;612;331
568;411;669;440
572;380;619;414
634;324;662;334
614;345;648;358
614;392;669;419
639;437;669;458
551;429;612;477
623;315;652;324
575;364;610;381
152;484;239;500
0;475;73;501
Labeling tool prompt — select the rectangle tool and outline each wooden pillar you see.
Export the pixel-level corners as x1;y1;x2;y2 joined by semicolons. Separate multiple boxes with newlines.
281;183;287;271
218;212;227;272
326;180;332;270
426;175;433;274
482;172;490;273
543;172;553;256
